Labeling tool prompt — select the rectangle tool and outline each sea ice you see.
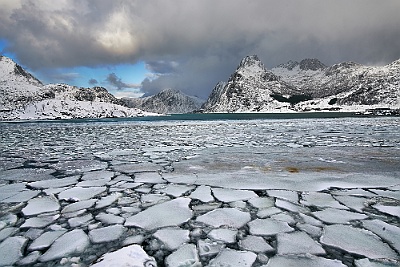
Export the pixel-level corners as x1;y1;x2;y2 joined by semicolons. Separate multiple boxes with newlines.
157;184;195;197
208;228;237;243
27;176;79;189
91;244;157;267
153;228;190;251
196;208;251;229
312;208;368;224
320;224;399;260
257;207;282;218
1;190;39;203
61;199;97;213
88;225;126;243
22;195;60;216
134;172;166;184
354;258;399;267
0;236;28;266
52;159;107;173
266;255;346;267
95;212;125;225
0;168;55;182
21;215;60;228
0;227;17;241
248;197;275;209
372;204;400;218
95;192;122;209
76;178;111;187
238;235;274;253
300;192;349;209
271;213;296;225
58;186;106;201
296;223;323;238
68;214;93;228
362;219;400;253
248;218;294;236
212;188;258;203
125;198;192;230
81;170;114;181
28;230;66;251
141;194;171;207
39;229;90;262
333;195;367;212
275;199;310;213
189;185;214;202
207;248;257;267
198;239;225;257
165;243;201;267
17;251;42;266
277;231;325;255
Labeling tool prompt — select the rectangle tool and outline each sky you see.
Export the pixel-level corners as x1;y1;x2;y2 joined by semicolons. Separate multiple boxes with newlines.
1;0;400;99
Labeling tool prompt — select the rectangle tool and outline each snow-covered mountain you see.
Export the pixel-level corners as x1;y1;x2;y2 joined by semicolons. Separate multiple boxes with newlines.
202;55;400;113
202;55;296;112
122;88;204;114
0;56;151;120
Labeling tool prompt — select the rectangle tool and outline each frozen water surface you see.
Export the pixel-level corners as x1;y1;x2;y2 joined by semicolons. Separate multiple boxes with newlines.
0;116;399;266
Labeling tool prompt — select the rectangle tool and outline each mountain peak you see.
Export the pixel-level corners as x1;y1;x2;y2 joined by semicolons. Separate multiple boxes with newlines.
238;55;265;70
276;60;299;70
299;58;327;71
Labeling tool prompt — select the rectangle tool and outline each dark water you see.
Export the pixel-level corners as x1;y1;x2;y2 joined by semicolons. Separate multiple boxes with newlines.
1;112;361;124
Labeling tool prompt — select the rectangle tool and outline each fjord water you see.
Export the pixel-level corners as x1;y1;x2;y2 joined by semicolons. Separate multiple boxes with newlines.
0;114;399;266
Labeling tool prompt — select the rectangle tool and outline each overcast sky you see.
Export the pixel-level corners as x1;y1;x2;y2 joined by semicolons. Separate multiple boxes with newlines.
1;0;399;99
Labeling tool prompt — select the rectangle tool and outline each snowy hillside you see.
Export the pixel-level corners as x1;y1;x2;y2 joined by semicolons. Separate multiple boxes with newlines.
0;56;152;120
203;55;400;113
122;88;204;114
202;55;296;112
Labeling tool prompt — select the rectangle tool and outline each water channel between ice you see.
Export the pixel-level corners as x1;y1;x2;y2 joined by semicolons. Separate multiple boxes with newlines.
0;116;399;266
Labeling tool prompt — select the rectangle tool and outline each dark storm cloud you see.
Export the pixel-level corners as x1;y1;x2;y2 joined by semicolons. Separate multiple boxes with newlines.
1;0;400;97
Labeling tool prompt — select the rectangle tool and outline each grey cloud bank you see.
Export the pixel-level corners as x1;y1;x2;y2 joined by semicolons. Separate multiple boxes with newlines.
1;0;399;98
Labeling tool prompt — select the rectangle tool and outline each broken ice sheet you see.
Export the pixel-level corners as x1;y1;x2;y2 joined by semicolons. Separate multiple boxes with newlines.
208;228;237;243
320;224;399;260
88;225;126;243
165;243;201;267
22;195;60;216
300;192;349;209
372;204;400;218
277;231;325;255
266;255;346;267
125;197;192;230
0;236;28;266
362;219;400;254
153;228;190;251
189;185;214;202
28;230;66;251
58;186;106;201
212;187;258;202
312;208;368;224
196;208;251;229
91;244;157;267
248;218;294;236
239;235;274;253
207;248;257;267
157;184;195;197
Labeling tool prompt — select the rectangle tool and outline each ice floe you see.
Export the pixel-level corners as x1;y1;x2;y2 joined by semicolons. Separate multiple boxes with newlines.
153;228;190;251
89;224;126;243
58;186;106;201
91;244;157;267
125;198;192;230
165;243;201;267
266;255;346;267
22;195;60;216
277;231;325;255
248;218;294;236
238;235;274;253
312;208;368;224
320;224;399;260
208;228;237;243
207;248;257;267
196;208;251;229
212;187;258;202
0;236;28;266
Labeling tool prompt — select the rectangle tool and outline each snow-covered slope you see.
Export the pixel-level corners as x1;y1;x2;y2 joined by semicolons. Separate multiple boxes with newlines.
203;55;400;113
202;55;296;112
0;56;152;120
122;88;204;114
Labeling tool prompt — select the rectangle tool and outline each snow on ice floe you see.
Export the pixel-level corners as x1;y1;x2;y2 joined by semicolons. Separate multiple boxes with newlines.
157;184;195;197
21;214;60;228
207;248;257;267
372;204;400;218
165;243;201;267
134;172;166;184
89;224;126;243
58;186;106;201
300;192;349;209
211;187;258;202
208;228;237;243
238;235;274;253
266;255;346;267
28;176;79;189
362;219;400;254
153;228;190;251
1;189;39;203
22;195;60;216
354;258;400;267
0;236;28;266
95;212;125;225
39;229;90;262
0;168;55;182
28;230;66;251
248;218;294;236
91;244;157;267
61;199;97;213
125;198;192;230
312;208;368;224
52;160;107;173
320;224;399;260
189;185;214;202
277;231;325;255
196;208;251;229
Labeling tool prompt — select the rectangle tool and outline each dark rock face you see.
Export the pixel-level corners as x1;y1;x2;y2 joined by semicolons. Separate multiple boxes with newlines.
299;59;327;71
